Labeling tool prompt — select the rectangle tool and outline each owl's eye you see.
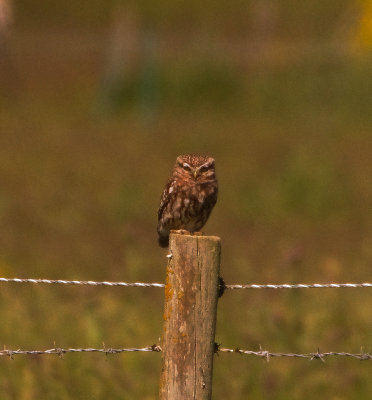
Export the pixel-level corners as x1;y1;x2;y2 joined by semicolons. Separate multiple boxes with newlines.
182;163;192;170
199;163;210;171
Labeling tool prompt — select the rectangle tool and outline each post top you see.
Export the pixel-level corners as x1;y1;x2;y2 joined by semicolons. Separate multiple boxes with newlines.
169;232;221;243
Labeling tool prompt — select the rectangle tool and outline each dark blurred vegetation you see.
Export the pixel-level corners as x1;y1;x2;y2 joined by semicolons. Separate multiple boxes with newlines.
0;0;372;399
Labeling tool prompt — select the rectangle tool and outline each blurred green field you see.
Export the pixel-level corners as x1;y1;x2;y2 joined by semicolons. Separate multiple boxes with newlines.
1;2;372;399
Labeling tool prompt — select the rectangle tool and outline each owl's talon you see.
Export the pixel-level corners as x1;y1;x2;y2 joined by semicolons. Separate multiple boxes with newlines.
170;229;190;235
193;231;204;236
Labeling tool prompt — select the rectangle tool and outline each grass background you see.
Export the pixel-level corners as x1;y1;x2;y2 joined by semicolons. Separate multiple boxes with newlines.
1;1;372;398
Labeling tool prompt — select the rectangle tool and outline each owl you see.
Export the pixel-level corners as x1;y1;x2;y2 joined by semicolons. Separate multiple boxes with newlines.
157;155;218;247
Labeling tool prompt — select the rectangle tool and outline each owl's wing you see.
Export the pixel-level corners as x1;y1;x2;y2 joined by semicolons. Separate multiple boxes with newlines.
157;178;173;220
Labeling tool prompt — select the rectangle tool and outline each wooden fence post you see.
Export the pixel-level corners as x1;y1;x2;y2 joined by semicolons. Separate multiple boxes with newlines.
159;232;221;400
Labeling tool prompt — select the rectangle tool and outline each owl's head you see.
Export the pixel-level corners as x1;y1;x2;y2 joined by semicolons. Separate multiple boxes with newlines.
175;155;216;180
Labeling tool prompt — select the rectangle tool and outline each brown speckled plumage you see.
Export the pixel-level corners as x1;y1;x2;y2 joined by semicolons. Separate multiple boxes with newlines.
157;155;218;247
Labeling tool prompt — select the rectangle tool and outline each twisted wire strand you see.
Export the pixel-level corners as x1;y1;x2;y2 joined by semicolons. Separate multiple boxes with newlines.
0;277;164;288
225;282;372;290
217;347;372;361
0;345;161;358
1;345;371;361
1;277;372;290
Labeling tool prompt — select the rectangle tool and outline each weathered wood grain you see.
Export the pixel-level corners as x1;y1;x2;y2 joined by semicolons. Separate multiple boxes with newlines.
159;232;221;400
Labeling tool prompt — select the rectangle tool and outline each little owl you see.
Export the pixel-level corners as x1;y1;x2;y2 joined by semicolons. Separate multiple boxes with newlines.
157;155;218;247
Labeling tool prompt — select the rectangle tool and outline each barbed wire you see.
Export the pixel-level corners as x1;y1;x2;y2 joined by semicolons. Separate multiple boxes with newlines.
0;345;162;358
1;344;371;362
1;276;372;290
216;346;372;361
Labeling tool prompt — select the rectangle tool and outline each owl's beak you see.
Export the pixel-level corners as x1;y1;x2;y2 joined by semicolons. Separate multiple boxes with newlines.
193;169;199;179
